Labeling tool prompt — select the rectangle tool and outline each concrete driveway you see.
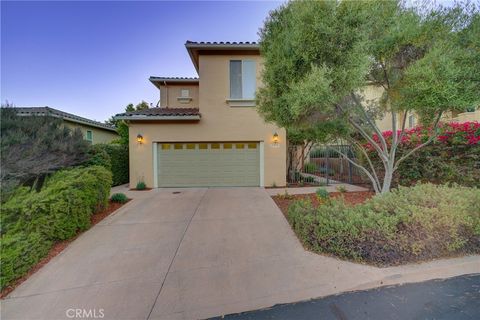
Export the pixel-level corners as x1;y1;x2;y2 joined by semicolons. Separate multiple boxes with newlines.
2;188;479;320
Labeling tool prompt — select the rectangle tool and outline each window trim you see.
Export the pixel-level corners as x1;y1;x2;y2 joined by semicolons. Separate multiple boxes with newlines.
228;59;256;107
86;130;93;142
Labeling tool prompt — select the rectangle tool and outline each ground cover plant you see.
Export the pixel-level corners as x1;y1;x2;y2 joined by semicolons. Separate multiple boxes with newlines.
285;184;480;266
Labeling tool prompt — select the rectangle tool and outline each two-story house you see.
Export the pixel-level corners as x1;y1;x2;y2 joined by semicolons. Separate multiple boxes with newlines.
116;41;286;188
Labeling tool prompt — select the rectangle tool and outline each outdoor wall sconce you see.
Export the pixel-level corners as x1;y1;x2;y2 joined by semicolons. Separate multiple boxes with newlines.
272;132;280;148
136;134;144;144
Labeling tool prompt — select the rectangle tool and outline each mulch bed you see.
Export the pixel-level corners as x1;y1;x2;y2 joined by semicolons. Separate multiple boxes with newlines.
0;199;130;299
272;191;374;217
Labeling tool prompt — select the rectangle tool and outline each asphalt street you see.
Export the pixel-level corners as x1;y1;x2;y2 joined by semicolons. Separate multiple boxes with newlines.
212;274;480;320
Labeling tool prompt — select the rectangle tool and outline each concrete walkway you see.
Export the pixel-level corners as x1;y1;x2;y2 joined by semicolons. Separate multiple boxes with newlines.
2;188;479;320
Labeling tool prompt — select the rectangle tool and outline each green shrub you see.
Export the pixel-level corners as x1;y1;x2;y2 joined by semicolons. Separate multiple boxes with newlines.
304;163;317;173
110;193;128;203
86;144;129;186
336;185;347;193
86;144;111;171
287;183;480;266
136;181;146;190
316;188;329;200
2;166;112;240
0;165;112;289
0;231;52;288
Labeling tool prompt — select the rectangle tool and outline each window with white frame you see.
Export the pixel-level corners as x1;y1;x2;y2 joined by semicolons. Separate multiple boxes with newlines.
229;60;256;100
180;89;190;98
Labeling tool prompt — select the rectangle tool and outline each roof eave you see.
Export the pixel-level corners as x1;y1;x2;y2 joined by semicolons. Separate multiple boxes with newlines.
185;42;260;73
114;115;201;121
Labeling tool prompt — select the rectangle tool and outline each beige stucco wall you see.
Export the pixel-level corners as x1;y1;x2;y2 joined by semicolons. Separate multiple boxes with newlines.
159;84;199;108
129;53;286;188
64;120;119;144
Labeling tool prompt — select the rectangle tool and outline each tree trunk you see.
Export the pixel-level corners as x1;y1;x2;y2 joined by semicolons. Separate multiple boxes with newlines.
381;165;394;194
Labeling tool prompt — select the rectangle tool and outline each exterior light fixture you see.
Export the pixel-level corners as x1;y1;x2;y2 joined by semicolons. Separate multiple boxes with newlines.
136;134;144;144
273;132;279;143
272;132;280;148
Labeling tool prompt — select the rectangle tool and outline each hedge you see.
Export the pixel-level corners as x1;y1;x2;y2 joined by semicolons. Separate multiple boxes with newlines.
287;183;480;266
0;165;112;289
87;144;129;186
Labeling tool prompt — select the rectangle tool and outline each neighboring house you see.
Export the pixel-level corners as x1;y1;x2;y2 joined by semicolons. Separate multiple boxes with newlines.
15;107;118;144
364;85;480;132
116;41;286;188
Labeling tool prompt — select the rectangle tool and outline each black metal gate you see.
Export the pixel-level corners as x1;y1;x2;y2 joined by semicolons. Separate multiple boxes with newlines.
287;144;369;186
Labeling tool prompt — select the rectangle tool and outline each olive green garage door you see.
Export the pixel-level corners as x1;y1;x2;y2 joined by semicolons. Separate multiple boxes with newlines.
157;142;260;187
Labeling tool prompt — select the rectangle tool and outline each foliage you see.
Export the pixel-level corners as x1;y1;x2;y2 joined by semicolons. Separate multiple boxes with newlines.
136;181;146;190
258;1;480;194
86;144;112;171
0;231;52;289
0;165;112;289
336;186;347;193
110;193;128;203
86;144;129;186
304;163;316;173
287;184;480;266
1;166;112;240
0;106;90;197
363;122;480;188
315;188;329;201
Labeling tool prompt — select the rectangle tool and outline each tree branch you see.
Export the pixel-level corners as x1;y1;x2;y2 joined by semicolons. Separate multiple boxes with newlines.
394;112;443;171
347;138;382;192
329;146;381;194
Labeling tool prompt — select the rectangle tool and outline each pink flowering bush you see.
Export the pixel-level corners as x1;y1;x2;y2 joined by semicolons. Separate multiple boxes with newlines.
363;121;480;188
365;121;480;151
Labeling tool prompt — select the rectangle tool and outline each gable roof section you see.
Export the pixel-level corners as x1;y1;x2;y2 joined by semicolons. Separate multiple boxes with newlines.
115;107;201;121
15;107;117;132
185;41;260;72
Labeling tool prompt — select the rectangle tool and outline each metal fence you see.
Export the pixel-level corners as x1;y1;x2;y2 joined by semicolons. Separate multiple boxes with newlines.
287;144;369;187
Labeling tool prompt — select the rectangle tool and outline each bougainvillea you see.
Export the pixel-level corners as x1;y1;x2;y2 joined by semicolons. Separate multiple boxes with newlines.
365;121;480;150
362;121;480;188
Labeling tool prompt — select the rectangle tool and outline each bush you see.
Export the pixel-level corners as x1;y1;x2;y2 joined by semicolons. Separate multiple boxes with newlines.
2;166;112;240
363;122;480;188
304;162;317;173
136;181;146;190
0;165;112;289
316;188;329;200
287;183;480;266
110;193;128;203
86;144;129;186
0;231;52;289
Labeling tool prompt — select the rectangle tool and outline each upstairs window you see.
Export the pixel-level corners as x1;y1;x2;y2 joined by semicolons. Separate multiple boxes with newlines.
181;89;190;98
230;60;256;100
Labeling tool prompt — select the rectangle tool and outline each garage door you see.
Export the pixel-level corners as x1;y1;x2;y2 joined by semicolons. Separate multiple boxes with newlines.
157;142;260;187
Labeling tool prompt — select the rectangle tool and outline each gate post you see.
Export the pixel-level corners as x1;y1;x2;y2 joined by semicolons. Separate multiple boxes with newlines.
326;148;330;186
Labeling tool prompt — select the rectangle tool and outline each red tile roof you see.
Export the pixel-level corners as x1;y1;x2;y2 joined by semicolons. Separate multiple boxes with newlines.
115;107;200;119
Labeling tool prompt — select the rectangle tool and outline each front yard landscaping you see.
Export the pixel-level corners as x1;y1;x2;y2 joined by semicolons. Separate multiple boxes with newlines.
0;166;130;296
274;184;480;267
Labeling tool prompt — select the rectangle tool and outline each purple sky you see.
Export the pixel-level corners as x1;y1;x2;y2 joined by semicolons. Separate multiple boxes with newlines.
1;1;281;122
